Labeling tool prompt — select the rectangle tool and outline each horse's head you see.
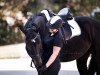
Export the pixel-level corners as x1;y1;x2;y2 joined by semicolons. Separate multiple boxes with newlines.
18;25;43;67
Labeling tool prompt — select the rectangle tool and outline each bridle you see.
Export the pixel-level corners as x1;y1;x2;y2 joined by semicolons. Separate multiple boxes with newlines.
31;32;39;43
26;25;40;43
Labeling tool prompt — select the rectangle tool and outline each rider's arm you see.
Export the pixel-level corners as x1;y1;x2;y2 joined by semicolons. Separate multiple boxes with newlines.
46;46;61;68
46;31;63;68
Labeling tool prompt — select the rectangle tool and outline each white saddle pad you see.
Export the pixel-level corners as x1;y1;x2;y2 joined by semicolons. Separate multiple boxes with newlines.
67;18;81;38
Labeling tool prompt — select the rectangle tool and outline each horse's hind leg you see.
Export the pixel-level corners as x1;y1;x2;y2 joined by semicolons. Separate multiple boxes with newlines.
76;51;90;75
87;54;96;75
95;54;100;75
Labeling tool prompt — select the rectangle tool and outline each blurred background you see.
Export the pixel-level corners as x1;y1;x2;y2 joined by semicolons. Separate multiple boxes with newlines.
0;0;100;71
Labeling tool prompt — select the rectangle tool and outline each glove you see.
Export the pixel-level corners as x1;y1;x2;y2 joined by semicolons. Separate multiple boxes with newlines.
38;65;47;72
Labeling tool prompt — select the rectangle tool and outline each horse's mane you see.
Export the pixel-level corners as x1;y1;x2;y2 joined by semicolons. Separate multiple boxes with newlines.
36;13;45;18
24;13;46;31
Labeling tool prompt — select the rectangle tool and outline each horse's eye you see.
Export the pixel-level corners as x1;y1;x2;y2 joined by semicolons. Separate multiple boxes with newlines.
31;26;37;30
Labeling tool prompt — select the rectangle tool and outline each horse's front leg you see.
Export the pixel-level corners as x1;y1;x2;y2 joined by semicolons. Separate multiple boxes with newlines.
76;58;88;75
87;54;96;75
76;51;90;75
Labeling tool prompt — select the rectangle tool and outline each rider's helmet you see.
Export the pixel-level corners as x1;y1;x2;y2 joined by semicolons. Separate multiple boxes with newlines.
48;15;63;29
57;7;73;21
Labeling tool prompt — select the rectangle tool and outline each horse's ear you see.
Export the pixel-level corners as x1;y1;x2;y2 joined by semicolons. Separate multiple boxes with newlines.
17;25;26;35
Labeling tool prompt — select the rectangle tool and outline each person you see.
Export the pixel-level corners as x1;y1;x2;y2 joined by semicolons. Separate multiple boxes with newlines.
38;15;63;75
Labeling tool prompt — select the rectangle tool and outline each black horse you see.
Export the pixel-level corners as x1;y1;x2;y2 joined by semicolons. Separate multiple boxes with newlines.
60;16;98;75
18;11;100;75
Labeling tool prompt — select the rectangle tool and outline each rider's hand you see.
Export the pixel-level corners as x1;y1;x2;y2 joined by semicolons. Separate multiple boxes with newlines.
38;65;47;72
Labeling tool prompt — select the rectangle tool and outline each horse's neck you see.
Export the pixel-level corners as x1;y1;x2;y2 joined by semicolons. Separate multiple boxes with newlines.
35;15;47;37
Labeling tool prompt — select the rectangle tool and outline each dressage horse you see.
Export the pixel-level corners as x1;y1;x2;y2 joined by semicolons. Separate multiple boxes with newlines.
18;11;100;75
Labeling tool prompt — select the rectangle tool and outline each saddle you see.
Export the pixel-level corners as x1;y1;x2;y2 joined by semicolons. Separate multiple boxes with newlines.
57;7;81;40
60;18;82;43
